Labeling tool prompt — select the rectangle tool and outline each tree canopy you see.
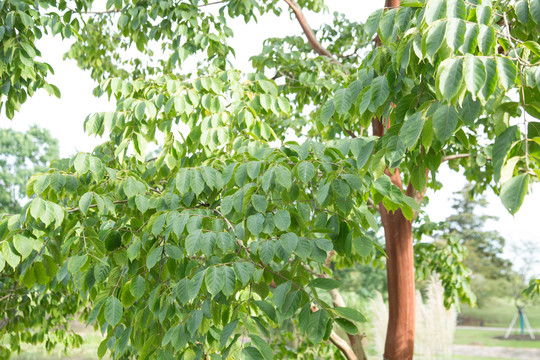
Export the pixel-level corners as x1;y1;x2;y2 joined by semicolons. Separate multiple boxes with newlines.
1;0;540;359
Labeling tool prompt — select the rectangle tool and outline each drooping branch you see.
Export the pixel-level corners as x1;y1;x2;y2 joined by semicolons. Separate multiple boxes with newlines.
282;0;334;59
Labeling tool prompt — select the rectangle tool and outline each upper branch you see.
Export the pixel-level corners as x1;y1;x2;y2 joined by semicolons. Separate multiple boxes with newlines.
282;0;335;59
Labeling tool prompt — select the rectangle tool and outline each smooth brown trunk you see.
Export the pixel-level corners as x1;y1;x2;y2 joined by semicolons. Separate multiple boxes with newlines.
379;172;415;360
375;1;414;358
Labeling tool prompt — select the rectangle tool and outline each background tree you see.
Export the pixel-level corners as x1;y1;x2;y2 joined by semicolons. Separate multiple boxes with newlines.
420;185;517;306
1;1;540;360
0;127;83;358
0;126;59;214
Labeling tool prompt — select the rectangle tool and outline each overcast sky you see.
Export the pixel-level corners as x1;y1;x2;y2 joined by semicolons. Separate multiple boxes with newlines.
1;0;538;276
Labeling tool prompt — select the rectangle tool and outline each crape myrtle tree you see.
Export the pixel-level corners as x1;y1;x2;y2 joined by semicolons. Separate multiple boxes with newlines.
1;0;540;359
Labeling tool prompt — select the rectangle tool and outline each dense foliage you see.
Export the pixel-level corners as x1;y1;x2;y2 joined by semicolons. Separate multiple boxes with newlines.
1;0;540;359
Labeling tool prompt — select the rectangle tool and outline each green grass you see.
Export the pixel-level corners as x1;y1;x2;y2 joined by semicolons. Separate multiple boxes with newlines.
454;328;540;349
12;333;103;360
460;297;540;328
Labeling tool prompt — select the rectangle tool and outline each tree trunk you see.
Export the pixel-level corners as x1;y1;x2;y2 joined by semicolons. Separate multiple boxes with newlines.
374;1;415;358
379;170;415;360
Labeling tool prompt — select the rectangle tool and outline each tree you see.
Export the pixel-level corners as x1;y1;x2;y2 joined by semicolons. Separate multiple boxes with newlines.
446;186;513;281
0;127;82;358
0;126;59;214
1;1;540;360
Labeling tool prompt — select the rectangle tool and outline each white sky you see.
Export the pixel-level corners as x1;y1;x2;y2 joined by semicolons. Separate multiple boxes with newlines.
0;0;538;276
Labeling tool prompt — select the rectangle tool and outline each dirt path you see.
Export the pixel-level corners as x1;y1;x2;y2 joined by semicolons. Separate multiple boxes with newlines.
453;344;540;360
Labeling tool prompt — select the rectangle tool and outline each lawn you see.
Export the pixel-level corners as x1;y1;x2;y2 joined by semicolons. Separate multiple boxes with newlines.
454;328;540;349
460;297;540;328
11;333;103;360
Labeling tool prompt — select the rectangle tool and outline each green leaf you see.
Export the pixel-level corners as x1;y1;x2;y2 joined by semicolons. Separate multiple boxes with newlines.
131;276;146;299
13;235;34;260
274;210;291;231
432;104;458;142
146;246;163;269
185;230;202;255
191;169;205;195
205;266;224;296
497;56;517;91
176;168;191;195
279;232;298;254
251;195;268;213
461;23;479;54
74;153;90;174
378;8;397;44
247;161;261;179
217;232;235;252
134;101;146;120
234;262;254;285
316;183;331;205
464;54;486;97
319;100;335;125
30;198;47;220
437;58;463;101
425;20;447;57
308;278;341;290
242;347;264;360
135;195;149;213
221;196;233;215
515;1;529;24
105;297;123;327
478;24;495;55
365;9;383;37
353;236;373;256
307;309;329;343
530;0;540;25
400;112;424;149
501;174;529;215
249;335;274;360
297;162;315;183
334;88;352;115
187;310;203;336
479;58;497;101
258;241;275;265
400;0;422;7
222;266;236;296
447;0;466;19
493;126;519;182
220;319;239;348
275;165;292;190
79;192;93;215
247;213;265;236
332;179;350;198
445;19;466;51
252;301;277;322
370;76;389;108
425;0;446;25
334;307;367;323
335;318;359;334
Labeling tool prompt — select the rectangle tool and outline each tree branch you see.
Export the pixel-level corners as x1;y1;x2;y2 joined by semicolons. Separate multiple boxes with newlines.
282;0;335;59
329;289;368;360
329;331;359;360
442;153;470;162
